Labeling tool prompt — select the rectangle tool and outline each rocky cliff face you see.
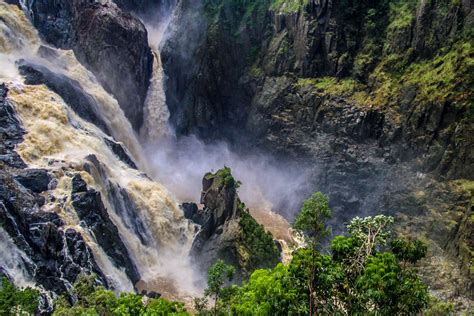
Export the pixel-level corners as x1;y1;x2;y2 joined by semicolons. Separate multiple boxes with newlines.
0;84;108;298
21;0;153;130
113;0;176;20
163;0;474;306
183;168;280;280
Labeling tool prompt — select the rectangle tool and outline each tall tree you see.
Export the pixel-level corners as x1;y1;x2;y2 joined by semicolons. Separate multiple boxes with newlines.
292;192;332;315
204;260;235;315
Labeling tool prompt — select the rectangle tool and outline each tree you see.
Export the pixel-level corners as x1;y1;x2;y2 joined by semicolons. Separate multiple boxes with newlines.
201;214;432;316
292;192;332;315
293;192;332;249
144;298;188;315
390;237;427;266
52;273;189;316
356;252;429;314
204;260;235;315
0;277;40;315
346;214;394;272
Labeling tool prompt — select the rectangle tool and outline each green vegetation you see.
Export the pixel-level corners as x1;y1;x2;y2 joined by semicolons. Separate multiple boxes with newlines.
424;296;455;315
403;41;474;108
386;0;416;32
367;40;474;110
205;167;241;189
292;192;332;314
238;209;281;274
296;77;369;106
297;40;474;113
52;275;188;316
12;192;446;315
203;0;271;30
0;277;40;315
195;260;236;315
270;0;309;13
205;167;279;275
391;237;428;265
193;193;432;315
293;192;332;247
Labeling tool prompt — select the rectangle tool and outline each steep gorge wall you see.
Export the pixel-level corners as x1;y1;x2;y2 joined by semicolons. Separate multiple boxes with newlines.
162;0;474;305
163;0;473;179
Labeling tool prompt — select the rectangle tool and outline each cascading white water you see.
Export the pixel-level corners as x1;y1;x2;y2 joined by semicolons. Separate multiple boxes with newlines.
0;227;36;288
140;50;172;142
0;2;201;299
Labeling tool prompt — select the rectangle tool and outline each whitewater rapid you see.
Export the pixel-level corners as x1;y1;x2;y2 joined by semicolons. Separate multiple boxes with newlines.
0;2;200;298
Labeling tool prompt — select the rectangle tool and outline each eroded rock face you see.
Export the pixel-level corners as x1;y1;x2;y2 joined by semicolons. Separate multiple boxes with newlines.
13;169;52;194
0;84;26;169
0;170;107;294
162;0;261;139
184;170;242;274
0;84;107;296
113;0;176;19
71;174;141;284
184;169;280;280
163;0;473;180
22;0;153;130
0;83;148;303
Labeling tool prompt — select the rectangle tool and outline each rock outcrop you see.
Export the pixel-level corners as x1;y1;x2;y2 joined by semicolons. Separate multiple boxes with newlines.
21;0;153;130
71;174;141;284
184;168;280;280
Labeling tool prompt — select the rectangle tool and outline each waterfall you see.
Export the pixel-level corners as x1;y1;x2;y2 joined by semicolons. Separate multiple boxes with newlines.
0;2;201;300
140;50;172;142
139;4;176;144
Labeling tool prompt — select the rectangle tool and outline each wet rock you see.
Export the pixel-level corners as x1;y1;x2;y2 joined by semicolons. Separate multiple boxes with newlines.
83;156;152;246
18;62;111;135
103;137;137;169
13;169;51;193
181;202;201;224
72;1;153;130
107;182;152;246
189;170;240;253
71;174;88;194
189;169;279;280
140;290;161;299
0;170;106;294
0;83;26;169
22;0;153;130
71;175;141;284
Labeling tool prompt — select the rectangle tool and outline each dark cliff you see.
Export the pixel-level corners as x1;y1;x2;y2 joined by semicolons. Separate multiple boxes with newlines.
22;0;153;130
162;0;474;306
